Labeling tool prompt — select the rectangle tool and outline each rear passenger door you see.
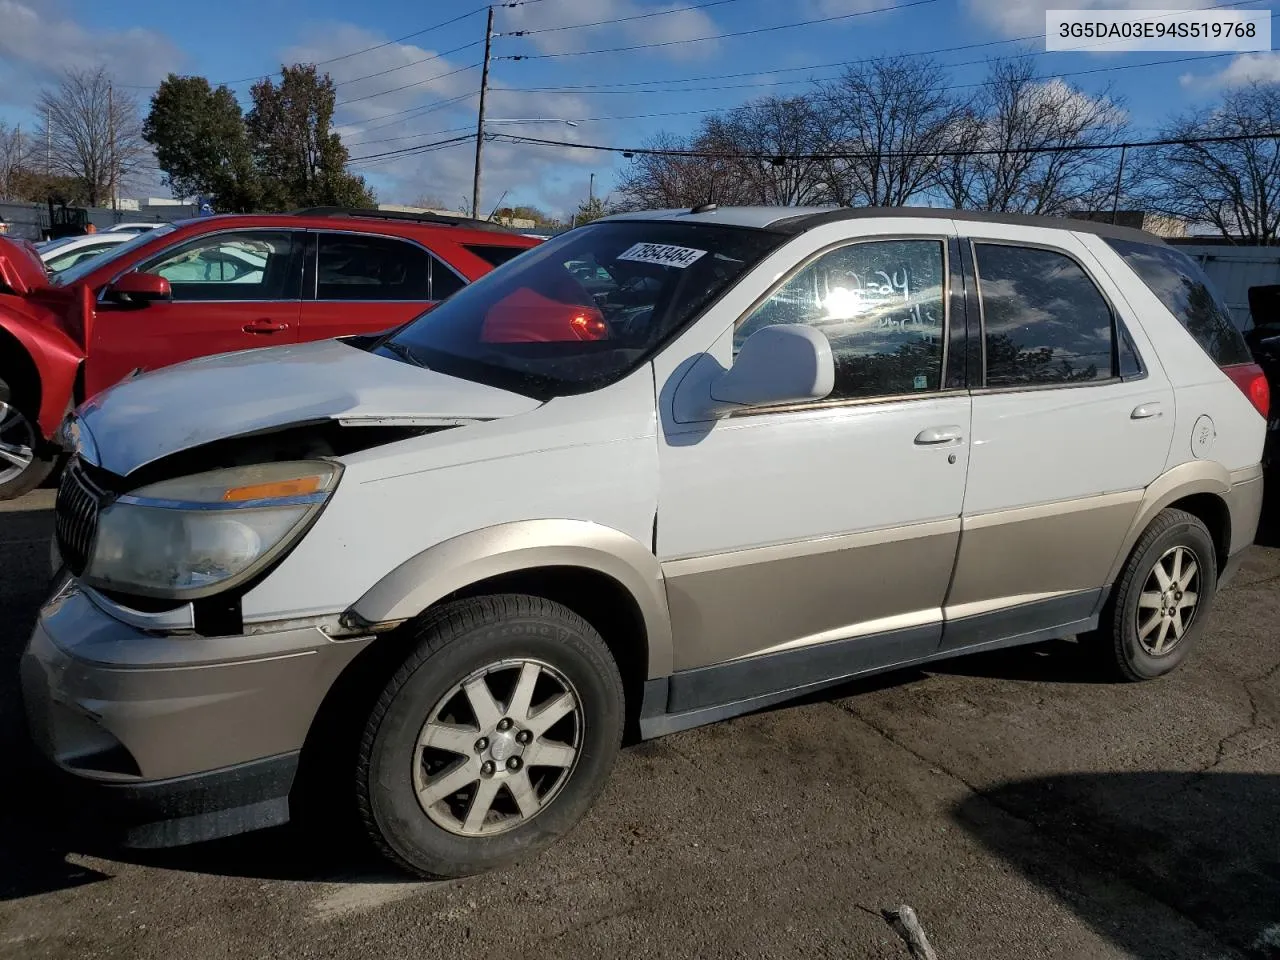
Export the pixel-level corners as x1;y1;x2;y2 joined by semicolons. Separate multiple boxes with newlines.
299;231;468;341
942;225;1175;649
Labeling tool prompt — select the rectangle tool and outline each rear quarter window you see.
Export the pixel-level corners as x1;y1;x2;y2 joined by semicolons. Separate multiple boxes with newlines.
1105;238;1253;366
465;244;531;268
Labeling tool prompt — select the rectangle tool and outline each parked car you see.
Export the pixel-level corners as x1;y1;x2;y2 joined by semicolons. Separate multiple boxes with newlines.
36;232;135;275
0;208;540;497
23;207;1267;881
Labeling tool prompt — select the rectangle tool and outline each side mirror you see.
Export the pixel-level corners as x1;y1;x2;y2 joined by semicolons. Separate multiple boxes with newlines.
707;324;835;417
107;271;171;305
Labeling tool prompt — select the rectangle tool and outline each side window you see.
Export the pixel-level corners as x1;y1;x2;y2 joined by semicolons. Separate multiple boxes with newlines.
317;233;430;301
735;239;946;401
139;231;297;301
430;255;466;301
974;243;1114;387
1105;238;1253;366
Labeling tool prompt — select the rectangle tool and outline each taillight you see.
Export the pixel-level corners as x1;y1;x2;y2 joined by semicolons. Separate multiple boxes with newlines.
1223;362;1271;418
569;313;608;341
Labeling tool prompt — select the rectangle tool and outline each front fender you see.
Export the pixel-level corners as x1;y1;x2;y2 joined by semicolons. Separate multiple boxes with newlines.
350;519;674;679
0;306;83;439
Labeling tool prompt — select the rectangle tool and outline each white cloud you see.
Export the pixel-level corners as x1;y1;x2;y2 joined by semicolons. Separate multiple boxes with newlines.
1180;52;1280;91
338;68;608;216
963;0;1213;39
501;0;723;62
282;24;481;127
0;0;184;110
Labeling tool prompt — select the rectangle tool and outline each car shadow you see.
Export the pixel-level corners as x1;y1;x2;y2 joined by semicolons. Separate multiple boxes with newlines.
952;771;1280;960
926;636;1115;685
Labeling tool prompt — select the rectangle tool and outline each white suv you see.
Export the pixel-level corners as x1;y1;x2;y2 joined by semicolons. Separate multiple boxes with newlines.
22;207;1269;877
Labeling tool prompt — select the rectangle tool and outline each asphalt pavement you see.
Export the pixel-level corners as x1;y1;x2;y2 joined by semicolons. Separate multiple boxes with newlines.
2;487;1279;960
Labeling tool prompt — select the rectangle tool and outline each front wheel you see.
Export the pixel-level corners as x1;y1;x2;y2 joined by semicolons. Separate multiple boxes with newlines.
0;386;55;500
1095;508;1218;681
356;595;625;879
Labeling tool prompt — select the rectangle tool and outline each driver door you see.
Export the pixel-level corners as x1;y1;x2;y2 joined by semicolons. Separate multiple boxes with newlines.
656;228;972;699
85;229;303;397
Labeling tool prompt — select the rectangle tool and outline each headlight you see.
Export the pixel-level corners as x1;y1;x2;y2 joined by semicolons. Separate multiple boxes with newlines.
84;461;340;599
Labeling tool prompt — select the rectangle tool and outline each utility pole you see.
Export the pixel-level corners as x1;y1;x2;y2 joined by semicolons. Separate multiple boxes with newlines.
470;5;494;221
589;172;594;205
45;106;51;175
108;82;117;211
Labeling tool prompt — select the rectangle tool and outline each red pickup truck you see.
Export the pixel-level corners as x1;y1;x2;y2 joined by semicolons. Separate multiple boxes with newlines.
0;209;540;497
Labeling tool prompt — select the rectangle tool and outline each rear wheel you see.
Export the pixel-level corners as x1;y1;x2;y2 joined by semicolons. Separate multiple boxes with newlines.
0;380;55;500
356;594;624;879
1095;508;1218;681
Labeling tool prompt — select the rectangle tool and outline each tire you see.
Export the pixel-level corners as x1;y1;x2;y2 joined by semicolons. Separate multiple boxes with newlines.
1095;508;1218;682
0;378;56;500
356;594;625;879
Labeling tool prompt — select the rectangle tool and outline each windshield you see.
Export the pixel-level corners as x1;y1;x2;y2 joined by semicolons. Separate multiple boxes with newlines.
374;220;784;399
52;223;177;287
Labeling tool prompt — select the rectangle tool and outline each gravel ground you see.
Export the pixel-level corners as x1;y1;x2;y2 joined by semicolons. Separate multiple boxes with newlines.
2;487;1278;960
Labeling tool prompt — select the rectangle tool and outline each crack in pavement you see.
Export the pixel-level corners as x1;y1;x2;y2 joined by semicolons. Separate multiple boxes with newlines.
836;701;1249;959
1201;657;1280;776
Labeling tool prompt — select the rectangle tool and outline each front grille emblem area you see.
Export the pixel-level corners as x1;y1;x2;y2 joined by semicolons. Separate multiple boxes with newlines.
54;460;105;577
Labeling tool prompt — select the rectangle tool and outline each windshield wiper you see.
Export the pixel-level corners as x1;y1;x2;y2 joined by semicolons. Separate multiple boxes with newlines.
380;340;427;369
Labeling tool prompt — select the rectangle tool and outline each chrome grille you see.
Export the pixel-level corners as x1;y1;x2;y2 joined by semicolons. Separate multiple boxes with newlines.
55;459;104;576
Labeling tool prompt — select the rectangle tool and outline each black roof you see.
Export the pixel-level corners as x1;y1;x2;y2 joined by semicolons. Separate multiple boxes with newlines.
769;206;1168;245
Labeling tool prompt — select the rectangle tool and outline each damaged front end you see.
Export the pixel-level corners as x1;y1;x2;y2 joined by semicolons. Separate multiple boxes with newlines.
52;415;453;637
50;337;544;635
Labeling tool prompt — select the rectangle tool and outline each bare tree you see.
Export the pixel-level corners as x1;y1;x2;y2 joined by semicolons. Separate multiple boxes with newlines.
617;131;755;209
816;57;969;207
937;58;1126;215
617;98;831;209
704;97;831;205
38;67;146;207
0;122;33;200
1137;81;1280;243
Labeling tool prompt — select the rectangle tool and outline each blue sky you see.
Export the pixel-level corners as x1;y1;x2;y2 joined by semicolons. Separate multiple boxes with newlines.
1;0;1276;217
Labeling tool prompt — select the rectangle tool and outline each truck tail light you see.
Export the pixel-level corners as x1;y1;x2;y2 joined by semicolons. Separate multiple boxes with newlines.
1223;362;1271;418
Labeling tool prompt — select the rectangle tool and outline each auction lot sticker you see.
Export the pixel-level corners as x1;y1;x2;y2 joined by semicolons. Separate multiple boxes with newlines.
618;242;708;269
1046;8;1270;51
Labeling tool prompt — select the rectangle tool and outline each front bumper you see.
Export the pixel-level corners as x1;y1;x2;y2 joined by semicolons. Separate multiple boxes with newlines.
20;581;371;846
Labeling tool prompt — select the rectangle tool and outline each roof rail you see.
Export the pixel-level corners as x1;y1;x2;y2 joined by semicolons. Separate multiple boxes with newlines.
291;206;513;233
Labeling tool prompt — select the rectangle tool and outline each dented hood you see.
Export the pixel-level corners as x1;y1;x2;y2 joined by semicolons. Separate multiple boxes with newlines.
75;338;543;476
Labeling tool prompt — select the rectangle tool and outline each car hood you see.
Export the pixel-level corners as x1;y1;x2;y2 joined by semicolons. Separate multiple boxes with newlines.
74;338;543;476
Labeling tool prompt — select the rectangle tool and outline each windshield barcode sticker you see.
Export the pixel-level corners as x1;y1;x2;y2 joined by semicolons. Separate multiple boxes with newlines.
617;242;707;269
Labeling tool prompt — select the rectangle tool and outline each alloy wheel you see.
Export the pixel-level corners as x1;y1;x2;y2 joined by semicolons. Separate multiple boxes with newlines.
412;658;582;837
0;400;36;487
1136;545;1202;656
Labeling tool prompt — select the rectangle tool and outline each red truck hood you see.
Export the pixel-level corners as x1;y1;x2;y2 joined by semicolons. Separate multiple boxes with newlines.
0;236;95;351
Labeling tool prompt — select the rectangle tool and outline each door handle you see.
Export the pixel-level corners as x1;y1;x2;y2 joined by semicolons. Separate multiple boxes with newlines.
1130;403;1163;420
242;319;290;334
914;426;964;445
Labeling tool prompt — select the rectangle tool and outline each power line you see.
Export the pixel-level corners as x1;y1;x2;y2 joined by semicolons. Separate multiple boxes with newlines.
347;132;477;164
498;0;941;60
334;44;482;89
340;91;479;134
496;0;1263;78
318;7;487;66
494;0;1266;93
493;129;1280;161
346;124;474;148
499;49;1242;101
336;62;481;106
501;0;749;36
